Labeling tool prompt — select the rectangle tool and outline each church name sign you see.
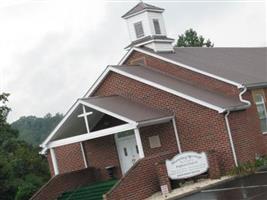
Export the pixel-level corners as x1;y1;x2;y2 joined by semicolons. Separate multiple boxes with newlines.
166;151;209;180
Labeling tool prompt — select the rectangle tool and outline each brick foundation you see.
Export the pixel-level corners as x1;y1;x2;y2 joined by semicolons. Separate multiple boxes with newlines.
105;152;176;200
31;167;96;200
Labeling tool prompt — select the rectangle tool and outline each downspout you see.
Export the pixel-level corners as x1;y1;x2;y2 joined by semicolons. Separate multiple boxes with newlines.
239;86;251;107
224;86;251;167
224;111;238;167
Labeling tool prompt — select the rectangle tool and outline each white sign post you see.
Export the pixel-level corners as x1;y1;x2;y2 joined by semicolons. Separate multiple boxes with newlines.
166;151;209;180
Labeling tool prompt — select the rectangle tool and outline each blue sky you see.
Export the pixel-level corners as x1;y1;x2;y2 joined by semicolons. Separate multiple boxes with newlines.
0;0;266;122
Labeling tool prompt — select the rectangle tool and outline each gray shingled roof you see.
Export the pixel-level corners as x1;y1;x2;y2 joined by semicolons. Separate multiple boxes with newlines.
125;35;174;49
122;2;164;18
143;47;267;86
81;95;173;124
111;65;247;111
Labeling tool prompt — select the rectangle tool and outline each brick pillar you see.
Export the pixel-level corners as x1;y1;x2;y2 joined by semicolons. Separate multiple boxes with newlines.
207;150;221;179
155;161;172;196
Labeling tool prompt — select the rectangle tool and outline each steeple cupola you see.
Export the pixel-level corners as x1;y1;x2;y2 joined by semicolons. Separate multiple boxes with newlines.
122;2;174;52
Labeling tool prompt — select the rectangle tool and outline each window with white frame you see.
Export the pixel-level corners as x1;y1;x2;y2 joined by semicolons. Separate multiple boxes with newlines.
153;19;161;34
255;94;267;133
134;21;144;38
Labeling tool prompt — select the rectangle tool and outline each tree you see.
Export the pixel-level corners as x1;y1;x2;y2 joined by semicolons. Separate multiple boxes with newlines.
0;93;49;200
176;28;214;47
12;113;63;146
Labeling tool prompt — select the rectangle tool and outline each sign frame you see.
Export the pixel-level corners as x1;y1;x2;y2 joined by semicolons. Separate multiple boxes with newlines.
166;151;209;180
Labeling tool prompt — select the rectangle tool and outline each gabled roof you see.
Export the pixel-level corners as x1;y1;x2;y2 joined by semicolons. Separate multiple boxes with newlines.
153;47;267;86
85;65;248;113
41;95;173;149
80;95;173;125
110;65;247;112
122;2;164;19
127;47;267;87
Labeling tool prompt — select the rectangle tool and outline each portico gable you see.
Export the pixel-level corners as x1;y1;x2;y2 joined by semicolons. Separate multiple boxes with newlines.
41;95;180;176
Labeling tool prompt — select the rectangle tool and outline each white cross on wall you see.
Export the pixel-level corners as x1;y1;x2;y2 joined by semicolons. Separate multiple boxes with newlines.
78;105;93;133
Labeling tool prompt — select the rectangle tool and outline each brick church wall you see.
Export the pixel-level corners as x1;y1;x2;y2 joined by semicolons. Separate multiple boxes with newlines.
83;135;122;180
140;121;178;156
54;143;85;174
93;72;235;171
46;52;267;178
228;88;267;164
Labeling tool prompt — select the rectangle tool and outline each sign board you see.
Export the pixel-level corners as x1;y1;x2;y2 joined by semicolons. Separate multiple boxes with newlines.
166;151;209;180
160;185;169;196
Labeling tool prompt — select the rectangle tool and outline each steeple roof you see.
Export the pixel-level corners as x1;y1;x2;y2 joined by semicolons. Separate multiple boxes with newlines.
122;2;164;19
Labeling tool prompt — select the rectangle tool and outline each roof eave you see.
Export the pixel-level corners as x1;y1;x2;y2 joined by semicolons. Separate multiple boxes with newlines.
122;8;164;19
245;82;267;89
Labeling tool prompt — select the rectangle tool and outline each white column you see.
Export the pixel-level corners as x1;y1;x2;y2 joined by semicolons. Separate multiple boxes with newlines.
50;148;59;176
172;118;182;153
134;128;145;158
80;142;88;168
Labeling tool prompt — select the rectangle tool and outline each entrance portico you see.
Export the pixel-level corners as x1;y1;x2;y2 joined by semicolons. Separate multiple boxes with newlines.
41;95;180;178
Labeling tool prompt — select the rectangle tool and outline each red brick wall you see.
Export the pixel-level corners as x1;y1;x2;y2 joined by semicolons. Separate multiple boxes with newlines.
55;143;85;174
140;122;178;156
83;135;122;180
93;72;235;171
124;51;239;97
105;152;176;200
229;88;267;164
31;167;96;200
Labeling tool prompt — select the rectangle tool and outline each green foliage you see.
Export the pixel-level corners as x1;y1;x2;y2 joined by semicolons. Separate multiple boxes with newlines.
0;93;50;200
12;113;63;146
176;28;214;47
229;156;267;176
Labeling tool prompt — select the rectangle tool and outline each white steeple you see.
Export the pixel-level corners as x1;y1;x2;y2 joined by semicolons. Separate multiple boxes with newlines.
122;2;174;52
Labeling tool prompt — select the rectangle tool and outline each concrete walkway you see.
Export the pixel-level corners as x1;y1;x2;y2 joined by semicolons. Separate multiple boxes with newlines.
146;176;233;200
178;172;267;200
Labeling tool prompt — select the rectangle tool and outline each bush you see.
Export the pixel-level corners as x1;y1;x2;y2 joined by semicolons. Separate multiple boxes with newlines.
229;156;267;176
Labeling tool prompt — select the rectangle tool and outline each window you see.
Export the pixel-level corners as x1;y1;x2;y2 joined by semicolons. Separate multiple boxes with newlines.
134;21;144;38
153;19;161;34
255;94;267;133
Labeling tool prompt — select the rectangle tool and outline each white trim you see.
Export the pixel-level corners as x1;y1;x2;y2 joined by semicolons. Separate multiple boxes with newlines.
109;67;225;113
119;47;243;88
41;96;138;149
138;116;173;127
50;148;59;175
83;66;110;97
47;124;136;149
84;66;225;113
40;100;81;148
80;142;88;168
130;39;174;49
134;128;145;158
79;100;138;125
122;9;164;19
172;118;182;153
224;111;238;167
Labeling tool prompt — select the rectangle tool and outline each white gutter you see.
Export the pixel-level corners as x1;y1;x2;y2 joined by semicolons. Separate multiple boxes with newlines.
224;111;238;167
239;86;251;107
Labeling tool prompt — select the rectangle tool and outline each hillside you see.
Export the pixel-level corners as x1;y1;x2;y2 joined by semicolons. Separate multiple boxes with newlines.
11;113;63;146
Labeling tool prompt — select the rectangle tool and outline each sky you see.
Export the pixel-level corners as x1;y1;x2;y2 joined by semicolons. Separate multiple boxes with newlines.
0;0;266;122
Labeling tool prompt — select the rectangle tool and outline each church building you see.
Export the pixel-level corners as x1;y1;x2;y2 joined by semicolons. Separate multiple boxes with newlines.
31;2;267;200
